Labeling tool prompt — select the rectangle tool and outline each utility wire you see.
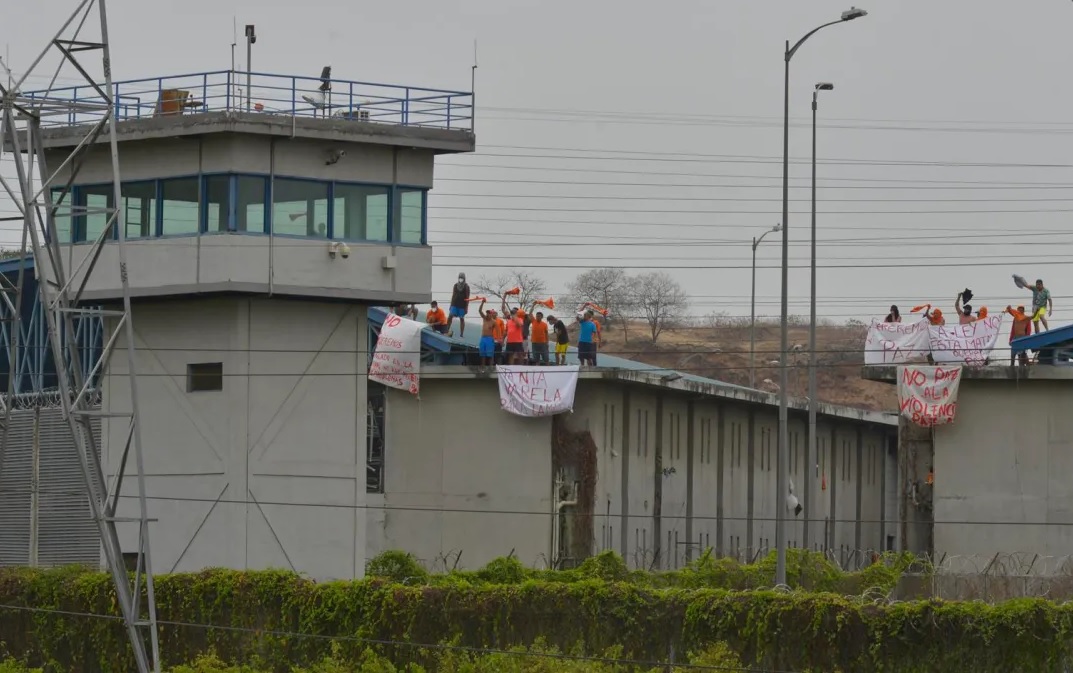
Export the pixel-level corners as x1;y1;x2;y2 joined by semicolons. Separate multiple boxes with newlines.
1;485;1065;529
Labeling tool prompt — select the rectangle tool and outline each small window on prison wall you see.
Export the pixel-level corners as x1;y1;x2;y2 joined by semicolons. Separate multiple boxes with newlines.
187;362;223;392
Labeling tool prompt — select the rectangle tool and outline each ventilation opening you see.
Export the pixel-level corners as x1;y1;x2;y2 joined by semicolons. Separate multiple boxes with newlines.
187;362;223;392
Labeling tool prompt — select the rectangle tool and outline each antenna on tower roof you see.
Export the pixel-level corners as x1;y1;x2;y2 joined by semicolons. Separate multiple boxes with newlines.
231;16;237;73
471;39;478;134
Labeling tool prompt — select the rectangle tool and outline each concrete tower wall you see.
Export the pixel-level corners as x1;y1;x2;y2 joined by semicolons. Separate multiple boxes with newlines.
102;297;368;580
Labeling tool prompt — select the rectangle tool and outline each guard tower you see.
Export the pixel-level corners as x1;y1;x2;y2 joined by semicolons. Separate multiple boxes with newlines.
28;68;474;580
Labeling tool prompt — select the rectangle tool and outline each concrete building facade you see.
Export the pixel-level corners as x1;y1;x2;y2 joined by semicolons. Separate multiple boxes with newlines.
865;350;1073;568
0;71;901;578
368;354;898;572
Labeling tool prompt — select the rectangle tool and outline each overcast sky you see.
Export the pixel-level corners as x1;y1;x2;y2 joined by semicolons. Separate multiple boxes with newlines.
5;0;1073;324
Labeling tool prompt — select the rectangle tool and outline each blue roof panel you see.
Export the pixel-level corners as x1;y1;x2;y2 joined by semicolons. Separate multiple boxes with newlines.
1011;323;1073;353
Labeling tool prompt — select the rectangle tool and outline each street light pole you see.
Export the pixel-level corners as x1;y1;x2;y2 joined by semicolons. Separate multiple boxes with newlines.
776;7;867;588
750;224;781;389
807;82;833;553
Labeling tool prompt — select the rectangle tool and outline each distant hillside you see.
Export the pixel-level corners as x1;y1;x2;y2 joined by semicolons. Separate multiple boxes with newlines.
585;318;895;412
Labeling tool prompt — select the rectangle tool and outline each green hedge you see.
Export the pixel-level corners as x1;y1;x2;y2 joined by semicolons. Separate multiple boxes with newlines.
366;548;917;595
1;643;744;673
0;552;1069;673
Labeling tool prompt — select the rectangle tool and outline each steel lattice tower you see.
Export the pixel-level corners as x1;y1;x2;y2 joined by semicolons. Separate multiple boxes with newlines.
0;1;161;671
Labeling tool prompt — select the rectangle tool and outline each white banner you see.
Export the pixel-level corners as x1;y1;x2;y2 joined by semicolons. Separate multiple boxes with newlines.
928;315;1003;366
369;313;424;395
864;318;931;365
497;365;580;417
898;365;962;427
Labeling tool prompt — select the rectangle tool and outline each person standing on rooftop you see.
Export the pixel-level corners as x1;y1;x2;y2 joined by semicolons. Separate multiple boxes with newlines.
1025;278;1053;333
578;310;600;367
447;272;471;338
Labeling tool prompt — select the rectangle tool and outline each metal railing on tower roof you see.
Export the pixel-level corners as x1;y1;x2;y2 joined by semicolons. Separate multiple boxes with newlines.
21;70;474;131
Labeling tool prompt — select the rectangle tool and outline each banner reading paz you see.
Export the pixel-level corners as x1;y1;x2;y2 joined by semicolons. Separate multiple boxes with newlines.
898;365;962;427
369;313;424;395
497;365;580;417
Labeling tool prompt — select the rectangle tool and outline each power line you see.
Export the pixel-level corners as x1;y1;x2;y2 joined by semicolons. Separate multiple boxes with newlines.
439;162;1073;187
428;193;1073;203
460;148;1073;170
434;176;1073;191
429;204;1073;215
10;485;1073;529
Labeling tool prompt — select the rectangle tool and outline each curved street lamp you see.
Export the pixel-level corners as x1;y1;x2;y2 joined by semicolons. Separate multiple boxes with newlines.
776;6;867;588
750;223;782;389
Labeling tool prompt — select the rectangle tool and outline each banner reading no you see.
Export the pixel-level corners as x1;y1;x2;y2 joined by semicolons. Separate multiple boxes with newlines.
369;314;424;395
897;365;963;427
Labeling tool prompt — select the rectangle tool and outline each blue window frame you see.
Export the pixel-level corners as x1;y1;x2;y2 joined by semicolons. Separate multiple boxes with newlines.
333;183;390;241
236;176;267;233
201;175;229;234
393;187;425;245
62;173;428;245
160;177;200;236
272;178;329;237
121;181;157;239
79;184;113;242
49;188;74;243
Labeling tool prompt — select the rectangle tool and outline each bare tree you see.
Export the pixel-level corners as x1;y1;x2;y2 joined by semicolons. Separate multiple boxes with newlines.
473;271;549;310
630;271;689;343
566;268;637;342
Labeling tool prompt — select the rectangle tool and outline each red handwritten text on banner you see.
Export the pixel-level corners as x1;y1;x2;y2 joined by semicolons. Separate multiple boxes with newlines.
369;314;424;395
897;365;962;427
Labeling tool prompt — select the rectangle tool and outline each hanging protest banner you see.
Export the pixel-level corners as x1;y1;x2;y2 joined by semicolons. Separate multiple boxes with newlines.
369;313;424;395
897;365;962;427
497;365;580;417
864;318;931;365
928;315;1002;366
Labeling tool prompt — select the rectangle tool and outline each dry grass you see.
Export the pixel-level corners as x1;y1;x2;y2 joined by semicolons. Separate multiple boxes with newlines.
594;318;896;412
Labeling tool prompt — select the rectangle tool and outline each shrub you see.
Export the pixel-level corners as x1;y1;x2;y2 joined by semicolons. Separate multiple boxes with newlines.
366;551;429;584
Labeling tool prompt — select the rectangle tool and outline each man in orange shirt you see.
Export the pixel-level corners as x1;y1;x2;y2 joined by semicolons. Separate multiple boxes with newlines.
530;311;550;366
425;301;448;335
504;307;526;365
1006;305;1032;366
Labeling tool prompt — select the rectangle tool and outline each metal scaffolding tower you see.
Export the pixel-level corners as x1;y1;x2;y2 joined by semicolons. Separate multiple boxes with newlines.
0;1;160;671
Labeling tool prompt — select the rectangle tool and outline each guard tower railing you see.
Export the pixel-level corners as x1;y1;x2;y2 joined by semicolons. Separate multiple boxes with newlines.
22;70;473;131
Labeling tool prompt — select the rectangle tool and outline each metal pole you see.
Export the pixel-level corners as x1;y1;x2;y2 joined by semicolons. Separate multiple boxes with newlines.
29;406;39;567
807;89;819;561
750;237;758;389
246;37;252;112
776;41;791;586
